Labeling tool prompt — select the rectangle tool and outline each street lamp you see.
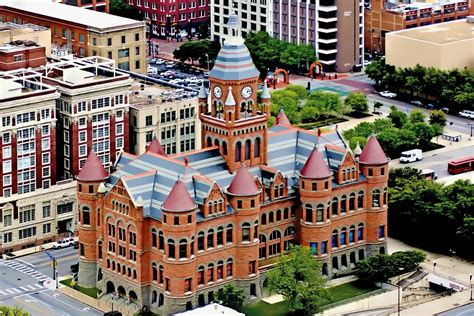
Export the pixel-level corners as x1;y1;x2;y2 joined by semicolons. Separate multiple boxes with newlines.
433;262;437;272
205;53;210;72
470;274;473;301
398;267;404;316
468;122;473;137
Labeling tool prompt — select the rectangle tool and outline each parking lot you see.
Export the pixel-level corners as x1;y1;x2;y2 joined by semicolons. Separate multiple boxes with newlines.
147;59;210;91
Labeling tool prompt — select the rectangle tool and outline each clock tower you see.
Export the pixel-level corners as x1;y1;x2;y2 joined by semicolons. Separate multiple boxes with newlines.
200;11;270;172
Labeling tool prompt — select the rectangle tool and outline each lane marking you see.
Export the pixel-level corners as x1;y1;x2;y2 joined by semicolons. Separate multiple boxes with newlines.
17;259;35;267
20;286;29;291
43;292;86;313
12;288;49;298
34;284;43;289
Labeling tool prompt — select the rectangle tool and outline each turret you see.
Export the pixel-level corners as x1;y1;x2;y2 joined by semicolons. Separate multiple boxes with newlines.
76;151;109;287
275;109;291;127
198;82;208;115
298;147;333;253
161;179;197;305
260;82;271;116
226;164;261;296
224;86;236;123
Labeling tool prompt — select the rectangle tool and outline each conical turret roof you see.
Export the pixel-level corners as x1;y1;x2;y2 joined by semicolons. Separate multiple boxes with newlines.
225;86;236;106
147;136;167;156
359;135;388;165
77;151;109;182
198;82;207;99
227;164;260;195
276;109;291;126
162;179;196;212
300;147;332;179
261;81;270;99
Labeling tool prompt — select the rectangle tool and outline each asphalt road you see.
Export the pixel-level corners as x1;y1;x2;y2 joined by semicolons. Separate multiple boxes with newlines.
0;247;100;315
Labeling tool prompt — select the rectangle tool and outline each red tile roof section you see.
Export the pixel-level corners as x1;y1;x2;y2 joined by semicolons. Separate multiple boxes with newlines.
146;137;167;156
276;109;292;126
359;135;388;165
162;179;196;211
300;147;332;179
76;151;109;182
227;164;260;195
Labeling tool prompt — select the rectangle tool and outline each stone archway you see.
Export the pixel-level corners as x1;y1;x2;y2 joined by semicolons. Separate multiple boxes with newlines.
129;290;138;302
117;285;126;297
274;68;289;83
106;281;115;294
309;61;323;78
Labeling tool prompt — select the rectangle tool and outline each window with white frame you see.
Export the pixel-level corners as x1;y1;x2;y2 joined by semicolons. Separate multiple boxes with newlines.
78;101;87;113
16;112;35;124
64;144;70;157
42;152;50;165
116;110;124;121
42;125;50;136
79;130;87;143
40;109;50;120
3;212;12;226
3;188;11;198
17;142;34;155
79;159;86;169
91;98;110;110
18;156;34;169
115;95;124;105
3;160;11;173
43;179;50;189
79;144;87;157
19;205;35;223
42;202;51;218
42;138;50;150
79;117;87;128
2;132;11;144
64;158;70;170
42;167;50;178
3;175;11;186
2;146;11;159
116;137;124;149
2;116;11;127
116;123;124;135
64;130;69;142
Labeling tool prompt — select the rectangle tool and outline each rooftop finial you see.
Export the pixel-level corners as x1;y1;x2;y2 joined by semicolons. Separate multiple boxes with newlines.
226;11;241;39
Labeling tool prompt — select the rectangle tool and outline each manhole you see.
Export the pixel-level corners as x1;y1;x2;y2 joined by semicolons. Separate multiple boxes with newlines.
17;278;21;281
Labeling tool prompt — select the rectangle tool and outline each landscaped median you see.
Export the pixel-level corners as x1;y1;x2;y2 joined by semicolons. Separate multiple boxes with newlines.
60;278;102;298
242;281;382;316
58;278;108;313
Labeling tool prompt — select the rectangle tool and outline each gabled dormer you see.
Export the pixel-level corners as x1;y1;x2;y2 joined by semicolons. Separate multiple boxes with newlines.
203;182;227;218
336;150;359;184
269;171;288;200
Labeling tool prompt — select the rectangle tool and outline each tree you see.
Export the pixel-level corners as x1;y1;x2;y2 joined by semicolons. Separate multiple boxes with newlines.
216;284;245;311
409;110;425;124
267;245;330;315
285;84;308;100
0;305;29;316
388;106;408;128
429;110;447;127
173;40;220;66
408;122;434;148
344;92;368;113
301;106;320;123
306;91;342;115
109;0;143;20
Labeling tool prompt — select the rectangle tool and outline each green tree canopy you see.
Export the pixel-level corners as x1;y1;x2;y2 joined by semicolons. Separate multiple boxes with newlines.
388;106;408;128
267;245;330;315
173;40;220;65
109;0;143;20
344;92;368;113
429;110;447;127
409;110;426;124
216;284;245;311
0;305;30;316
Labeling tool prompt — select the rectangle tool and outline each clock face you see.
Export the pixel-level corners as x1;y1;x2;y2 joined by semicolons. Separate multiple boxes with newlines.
213;86;223;98
241;85;253;99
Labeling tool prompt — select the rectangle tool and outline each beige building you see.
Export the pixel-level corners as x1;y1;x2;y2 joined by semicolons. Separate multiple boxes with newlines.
386;17;474;70
129;82;201;156
0;22;51;57
0;0;147;74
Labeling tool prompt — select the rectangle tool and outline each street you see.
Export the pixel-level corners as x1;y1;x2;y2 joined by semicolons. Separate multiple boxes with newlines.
0;247;101;315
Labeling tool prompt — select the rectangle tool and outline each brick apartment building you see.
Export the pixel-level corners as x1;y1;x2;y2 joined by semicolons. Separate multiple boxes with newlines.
76;15;389;315
0;0;147;74
126;0;210;37
0;40;47;71
0;69;77;254
39;57;133;180
61;0;110;12
365;0;470;53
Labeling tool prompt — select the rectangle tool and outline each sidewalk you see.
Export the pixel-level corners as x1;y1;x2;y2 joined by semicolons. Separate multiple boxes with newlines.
2;237;78;260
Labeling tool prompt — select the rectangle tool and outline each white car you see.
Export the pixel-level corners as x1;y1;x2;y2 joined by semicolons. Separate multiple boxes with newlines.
459;110;474;119
156;59;165;65
52;237;75;249
186;77;202;84
379;91;397;98
363;60;371;67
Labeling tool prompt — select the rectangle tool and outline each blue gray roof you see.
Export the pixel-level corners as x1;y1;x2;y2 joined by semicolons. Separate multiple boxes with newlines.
209;41;260;81
106;126;349;221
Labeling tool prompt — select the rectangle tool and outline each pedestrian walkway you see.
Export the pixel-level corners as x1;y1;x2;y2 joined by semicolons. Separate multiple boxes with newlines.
0;283;44;296
1;259;50;282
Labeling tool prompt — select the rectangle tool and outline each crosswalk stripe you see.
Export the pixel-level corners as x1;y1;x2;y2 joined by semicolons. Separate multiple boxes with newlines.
38;277;48;281
27;285;37;290
11;288;22;293
0;291;6;295
34;284;43;289
5;289;15;294
20;286;29;291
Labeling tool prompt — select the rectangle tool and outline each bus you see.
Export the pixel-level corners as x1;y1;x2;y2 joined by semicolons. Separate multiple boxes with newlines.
447;156;474;175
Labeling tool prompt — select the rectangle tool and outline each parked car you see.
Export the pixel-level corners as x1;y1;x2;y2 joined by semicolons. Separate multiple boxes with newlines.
459;110;474;119
425;103;435;110
70;263;79;273
363;60;371;67
440;107;450;114
147;66;158;76
186;77;201;84
421;168;438;180
52;237;75;249
156;59;165;65
400;149;423;163
379;91;397;98
150;58;157;64
410;100;423;107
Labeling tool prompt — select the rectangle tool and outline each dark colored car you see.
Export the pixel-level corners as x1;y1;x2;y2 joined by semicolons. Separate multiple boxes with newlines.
74;240;79;249
70;263;79;273
440;107;450;114
425;103;435;110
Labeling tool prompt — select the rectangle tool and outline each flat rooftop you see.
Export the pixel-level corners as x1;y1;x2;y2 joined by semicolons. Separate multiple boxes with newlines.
0;71;57;101
1;0;144;30
0;41;42;53
129;80;198;109
0;22;49;38
388;19;474;44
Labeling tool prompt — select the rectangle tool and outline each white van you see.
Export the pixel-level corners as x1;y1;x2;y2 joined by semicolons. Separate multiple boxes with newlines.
459;110;474;119
400;149;423;163
147;66;158;75
421;169;438;180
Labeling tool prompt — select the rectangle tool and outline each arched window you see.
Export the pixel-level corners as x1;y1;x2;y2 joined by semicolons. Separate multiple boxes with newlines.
279;184;284;197
273;185;278;198
270;230;281;240
316;204;324;222
128;267;131;277
245;139;251;160
214;139;220;147
207;229;214;248
207;263;215;282
253;221;258;240
254;138;261;158
190;237;194;256
340;227;347;246
383;187;388;206
269;212;274;223
358;190;364;209
349;193;356;211
158;293;164;307
159;265;164;284
332;198;338;216
242;223;250;242
222;141;228;155
168;239;175;259
112;261;115;270
107;259;110;269
235;142;241;162
349;225;355;243
259;234;266;259
82;207;90;225
159;231;164;250
341;195;347;213
217;260;224;279
98;240;102;259
219;200;223;212
217;226;224;245
261;213;267;225
372;189;380;207
332;230;338;248
305;204;313;223
342;170;346;181
351;167;356;179
198;231;205;250
358;223;364;241
226;258;233;277
276;210;281;221
284;226;295;236
207;137;212;147
284;208;289;219
152;263;158;281
198;266;205;285
179;239;187;259
152;228;157;248
226;224;233;244
117;263;121;274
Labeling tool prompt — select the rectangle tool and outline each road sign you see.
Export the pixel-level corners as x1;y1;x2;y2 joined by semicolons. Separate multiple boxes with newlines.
45;252;55;261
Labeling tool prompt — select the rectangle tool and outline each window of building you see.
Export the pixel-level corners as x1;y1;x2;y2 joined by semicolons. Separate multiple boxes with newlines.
168;239;175;259
372;189;380;207
358;223;364;241
226;225;233;244
107;38;112;46
310;242;318;255
378;225;385;239
242;223;250;242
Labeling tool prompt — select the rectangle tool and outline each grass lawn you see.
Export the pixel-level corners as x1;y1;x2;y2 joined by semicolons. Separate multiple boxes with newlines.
60;278;102;298
242;281;379;316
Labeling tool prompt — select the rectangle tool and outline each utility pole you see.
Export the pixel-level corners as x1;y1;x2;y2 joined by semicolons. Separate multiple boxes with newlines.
46;252;58;289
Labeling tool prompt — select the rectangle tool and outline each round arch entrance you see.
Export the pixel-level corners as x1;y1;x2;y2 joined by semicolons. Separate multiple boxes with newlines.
117;285;126;297
106;281;115;294
129;290;138;302
309;62;323;79
273;68;289;84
